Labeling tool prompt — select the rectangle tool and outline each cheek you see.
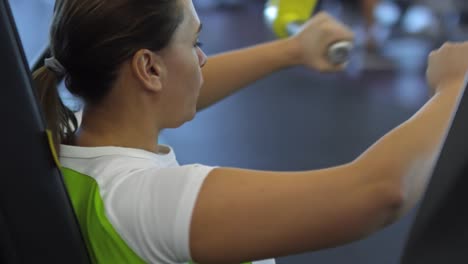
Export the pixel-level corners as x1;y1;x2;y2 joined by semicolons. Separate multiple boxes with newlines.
163;49;203;98
184;50;204;90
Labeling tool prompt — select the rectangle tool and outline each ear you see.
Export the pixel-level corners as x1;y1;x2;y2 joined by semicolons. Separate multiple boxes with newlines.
131;49;165;92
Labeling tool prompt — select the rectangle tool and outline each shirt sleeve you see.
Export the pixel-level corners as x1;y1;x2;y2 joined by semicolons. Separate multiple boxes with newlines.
102;164;215;263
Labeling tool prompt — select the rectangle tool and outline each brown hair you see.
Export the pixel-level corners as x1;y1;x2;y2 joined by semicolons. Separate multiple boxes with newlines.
33;0;183;149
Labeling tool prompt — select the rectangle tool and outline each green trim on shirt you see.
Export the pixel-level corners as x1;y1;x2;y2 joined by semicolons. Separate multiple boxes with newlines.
62;167;146;264
62;167;254;264
189;262;252;264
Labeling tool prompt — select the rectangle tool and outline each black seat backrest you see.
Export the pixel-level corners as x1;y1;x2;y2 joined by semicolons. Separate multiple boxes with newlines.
0;0;90;263
401;82;468;263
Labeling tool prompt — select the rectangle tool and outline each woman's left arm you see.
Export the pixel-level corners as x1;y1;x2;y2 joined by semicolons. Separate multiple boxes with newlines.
197;12;354;111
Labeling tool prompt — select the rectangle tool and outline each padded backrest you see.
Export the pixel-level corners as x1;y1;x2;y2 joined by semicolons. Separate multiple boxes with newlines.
401;83;468;263
0;0;90;263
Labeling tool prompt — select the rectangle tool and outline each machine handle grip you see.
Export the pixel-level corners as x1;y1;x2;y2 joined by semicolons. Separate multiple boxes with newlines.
287;22;353;65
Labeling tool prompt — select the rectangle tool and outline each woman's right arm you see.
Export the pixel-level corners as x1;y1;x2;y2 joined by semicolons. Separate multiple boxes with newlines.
189;43;468;264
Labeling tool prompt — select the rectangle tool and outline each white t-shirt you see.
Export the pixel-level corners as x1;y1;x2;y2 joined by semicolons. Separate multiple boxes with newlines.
60;144;275;264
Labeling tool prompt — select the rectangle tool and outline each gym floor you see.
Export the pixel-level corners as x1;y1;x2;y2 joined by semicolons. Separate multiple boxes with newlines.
11;0;451;263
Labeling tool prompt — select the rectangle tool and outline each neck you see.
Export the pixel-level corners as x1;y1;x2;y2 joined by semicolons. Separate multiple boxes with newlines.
74;104;161;153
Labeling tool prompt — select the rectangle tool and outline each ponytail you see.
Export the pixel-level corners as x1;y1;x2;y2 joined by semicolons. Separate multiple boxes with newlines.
32;66;78;153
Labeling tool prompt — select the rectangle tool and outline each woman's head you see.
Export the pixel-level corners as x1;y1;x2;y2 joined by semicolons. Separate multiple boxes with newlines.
34;0;206;147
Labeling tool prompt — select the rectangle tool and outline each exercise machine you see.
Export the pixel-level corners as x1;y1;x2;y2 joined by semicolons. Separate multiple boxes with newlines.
0;0;90;262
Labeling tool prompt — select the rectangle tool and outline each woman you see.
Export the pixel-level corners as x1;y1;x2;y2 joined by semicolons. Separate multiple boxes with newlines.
33;0;468;263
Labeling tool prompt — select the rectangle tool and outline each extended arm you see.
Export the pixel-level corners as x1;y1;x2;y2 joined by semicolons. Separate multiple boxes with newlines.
189;43;468;263
197;39;297;110
197;12;354;110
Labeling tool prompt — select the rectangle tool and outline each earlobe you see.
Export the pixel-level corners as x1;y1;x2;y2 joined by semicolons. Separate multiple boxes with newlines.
131;49;164;92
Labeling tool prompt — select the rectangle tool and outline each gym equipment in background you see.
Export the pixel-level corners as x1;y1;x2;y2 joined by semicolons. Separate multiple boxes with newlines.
264;0;353;65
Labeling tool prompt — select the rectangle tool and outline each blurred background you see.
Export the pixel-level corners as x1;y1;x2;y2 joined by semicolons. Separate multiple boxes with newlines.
8;0;468;263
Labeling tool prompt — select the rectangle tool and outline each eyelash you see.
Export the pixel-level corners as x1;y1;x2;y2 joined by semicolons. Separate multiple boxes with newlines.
194;41;203;48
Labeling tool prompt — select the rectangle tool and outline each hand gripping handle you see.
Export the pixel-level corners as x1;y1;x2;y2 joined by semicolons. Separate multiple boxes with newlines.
287;22;353;65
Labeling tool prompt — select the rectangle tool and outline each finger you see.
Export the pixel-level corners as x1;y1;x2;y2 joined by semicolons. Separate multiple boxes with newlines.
313;12;342;26
459;41;468;48
331;62;348;72
322;24;355;46
314;11;333;21
323;23;354;37
438;42;453;51
428;50;437;60
308;13;331;27
316;60;347;72
320;65;346;73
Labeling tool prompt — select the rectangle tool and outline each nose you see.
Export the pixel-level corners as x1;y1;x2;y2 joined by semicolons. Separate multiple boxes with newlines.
198;48;207;68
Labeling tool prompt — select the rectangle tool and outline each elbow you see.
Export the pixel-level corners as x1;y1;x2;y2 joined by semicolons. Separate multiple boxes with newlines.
353;159;407;227
374;162;437;226
384;154;437;221
371;176;407;233
377;179;406;226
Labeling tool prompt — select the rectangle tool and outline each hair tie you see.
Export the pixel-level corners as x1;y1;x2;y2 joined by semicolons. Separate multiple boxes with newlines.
44;57;66;76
